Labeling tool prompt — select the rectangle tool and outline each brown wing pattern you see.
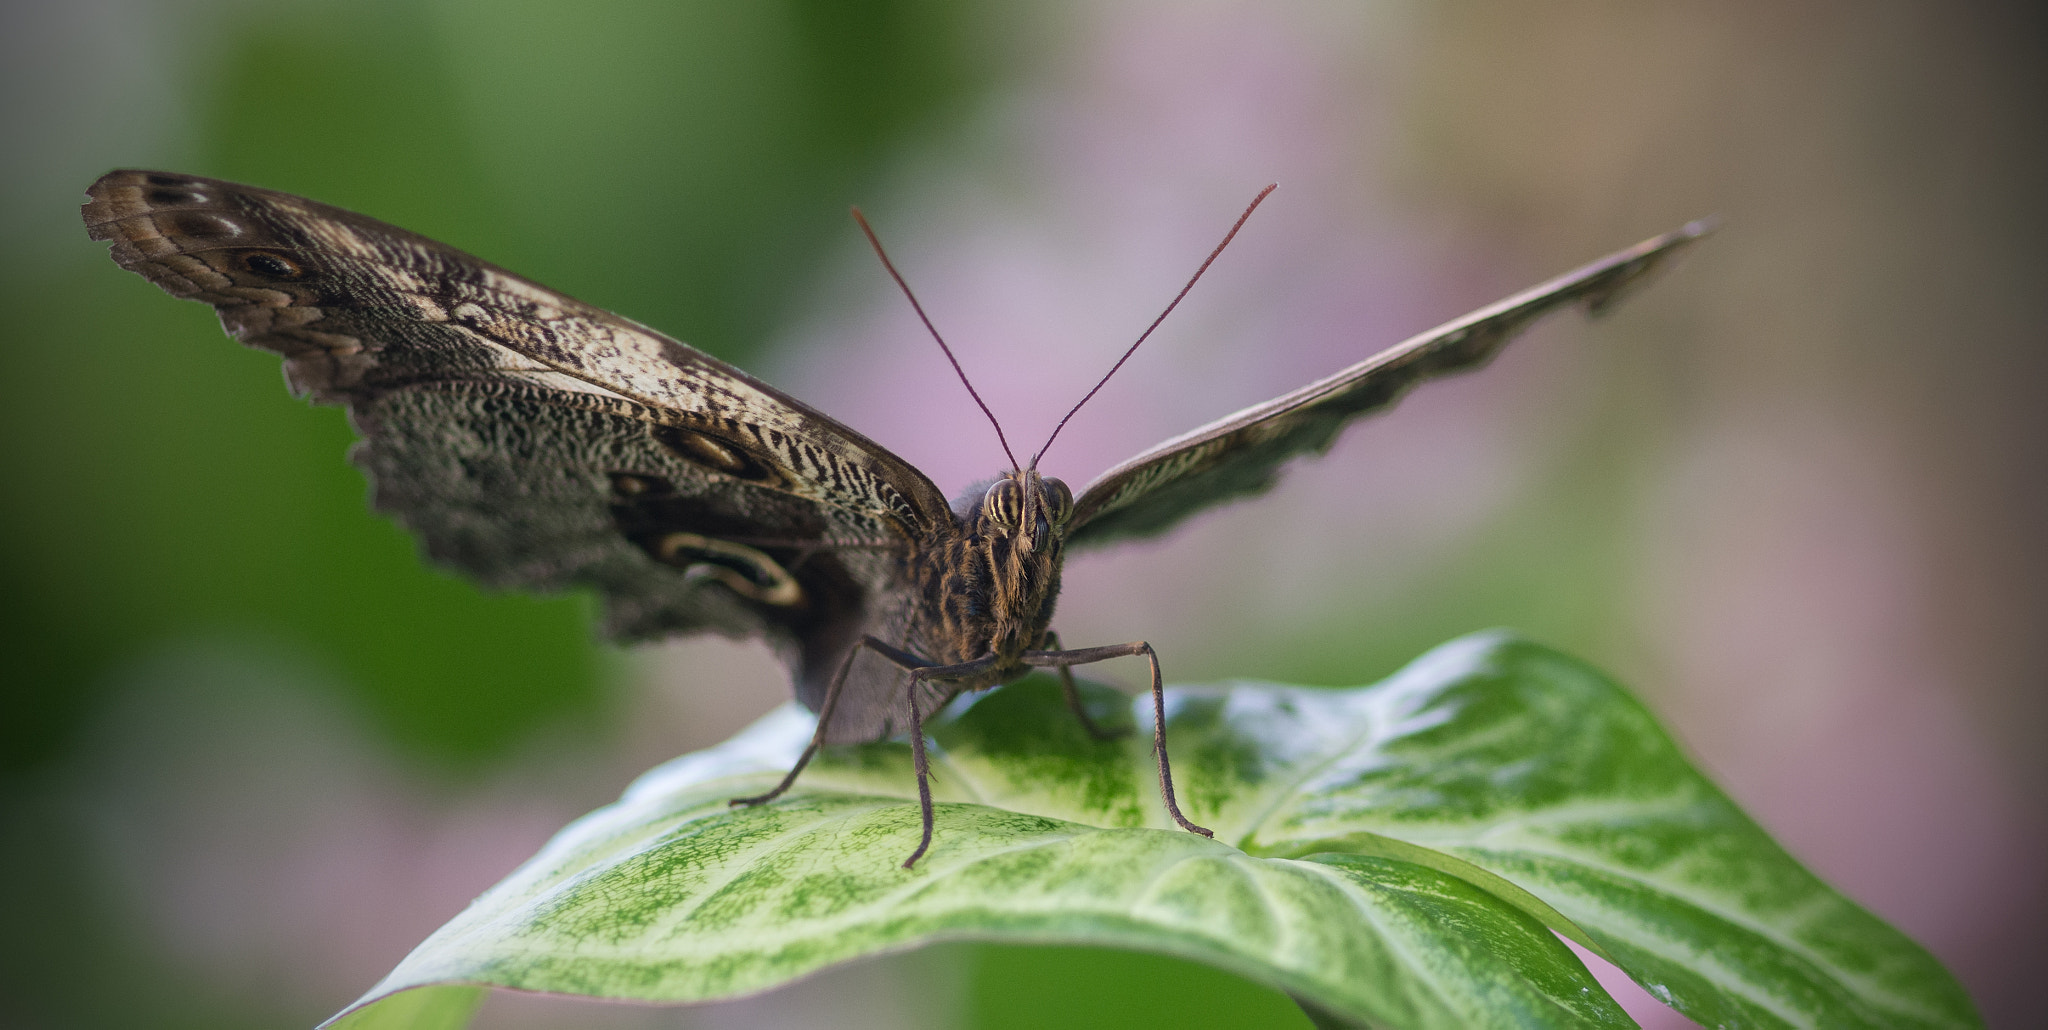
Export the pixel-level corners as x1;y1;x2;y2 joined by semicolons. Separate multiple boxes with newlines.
354;379;916;714
83;170;943;707
1065;220;1713;547
82;170;951;530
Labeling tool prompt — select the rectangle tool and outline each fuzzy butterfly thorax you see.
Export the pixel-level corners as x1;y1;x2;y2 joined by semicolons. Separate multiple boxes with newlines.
84;168;1709;865
909;471;1074;687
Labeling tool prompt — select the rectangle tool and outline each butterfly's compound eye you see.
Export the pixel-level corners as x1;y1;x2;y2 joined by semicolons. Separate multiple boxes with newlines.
983;478;1024;528
1042;477;1073;526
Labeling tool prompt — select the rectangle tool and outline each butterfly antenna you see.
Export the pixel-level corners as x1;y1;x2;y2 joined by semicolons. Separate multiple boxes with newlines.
852;207;1020;471
1033;183;1277;468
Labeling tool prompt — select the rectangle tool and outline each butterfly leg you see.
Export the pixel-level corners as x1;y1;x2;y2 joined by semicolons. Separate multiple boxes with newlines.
728;635;877;809
765;634;990;868
726;633;997;869
1040;630;1129;741
900;649;1002;869
1021;642;1213;839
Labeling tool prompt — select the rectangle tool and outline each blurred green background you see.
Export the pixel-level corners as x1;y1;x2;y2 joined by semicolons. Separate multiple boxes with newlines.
3;1;2043;1027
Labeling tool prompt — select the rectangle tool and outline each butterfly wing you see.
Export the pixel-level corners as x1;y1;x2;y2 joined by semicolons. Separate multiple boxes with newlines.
1064;220;1712;546
84;169;951;719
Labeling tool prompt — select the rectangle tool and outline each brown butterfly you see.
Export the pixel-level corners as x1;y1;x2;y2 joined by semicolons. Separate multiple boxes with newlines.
84;170;1708;866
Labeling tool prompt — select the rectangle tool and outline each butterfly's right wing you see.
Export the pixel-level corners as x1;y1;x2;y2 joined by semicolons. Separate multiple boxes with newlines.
84;170;952;719
1065;220;1712;547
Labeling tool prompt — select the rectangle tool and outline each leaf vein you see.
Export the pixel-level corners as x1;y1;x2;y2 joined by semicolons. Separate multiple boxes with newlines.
1463;840;1944;1024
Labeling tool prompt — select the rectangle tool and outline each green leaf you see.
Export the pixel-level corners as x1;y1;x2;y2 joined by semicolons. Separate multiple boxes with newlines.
325;986;482;1030
325;633;1978;1030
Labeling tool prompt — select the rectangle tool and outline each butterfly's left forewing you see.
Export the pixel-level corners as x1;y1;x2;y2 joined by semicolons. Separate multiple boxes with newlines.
84;170;948;709
1065;220;1713;546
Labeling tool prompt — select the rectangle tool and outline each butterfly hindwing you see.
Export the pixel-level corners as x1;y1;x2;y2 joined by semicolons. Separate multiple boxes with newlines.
1063;220;1713;547
354;378;917;706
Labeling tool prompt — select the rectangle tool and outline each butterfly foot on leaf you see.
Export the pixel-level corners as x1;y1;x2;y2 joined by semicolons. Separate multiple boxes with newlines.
729;763;811;809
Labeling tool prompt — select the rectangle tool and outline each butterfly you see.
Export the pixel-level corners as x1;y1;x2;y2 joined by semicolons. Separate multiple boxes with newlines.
84;170;1708;866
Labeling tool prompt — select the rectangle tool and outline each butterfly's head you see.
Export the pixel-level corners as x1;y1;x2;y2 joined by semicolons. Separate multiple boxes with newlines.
980;470;1074;554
